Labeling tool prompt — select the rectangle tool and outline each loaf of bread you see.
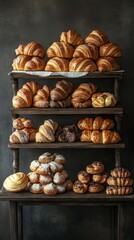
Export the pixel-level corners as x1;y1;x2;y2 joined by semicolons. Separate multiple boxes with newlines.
46;42;74;58
60;29;84;46
78;117;114;130
45;57;69;71
85;29;109;47
91;92;117;107
69;57;97;72
96;57;119;72
15;41;45;58
99;43;123;57
73;44;98;60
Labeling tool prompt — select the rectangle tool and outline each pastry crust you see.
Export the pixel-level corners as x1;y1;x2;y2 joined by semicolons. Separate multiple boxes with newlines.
73;44;98;60
38;152;54;164
69;57;97;72
13;117;33;130
30;183;43;194
45;57;69;71
43;183;58;195
99;43;123;58
78;117;114;131
88;181;104;193
85;29;109;47
60;29;84;46
15;41;45;58
92;173;109;184
96;57;119;72
46;42;74;58
106;186;133;195
78;171;90;184
110;168;131;178
107;176;133;186
73;180;88;194
91;92;117;107
86;161;104;174
3;172;28;192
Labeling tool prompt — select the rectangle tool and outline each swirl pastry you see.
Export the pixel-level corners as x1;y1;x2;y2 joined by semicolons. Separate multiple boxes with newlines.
3;172;28;192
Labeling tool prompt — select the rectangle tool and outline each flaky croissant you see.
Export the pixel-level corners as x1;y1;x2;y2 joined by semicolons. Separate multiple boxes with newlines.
85;29;109;47
50;96;71;108
22;128;38;142
46;42;74;58
73;44;98;60
22;81;41;95
9;129;29;143
13;117;33;130
33;85;50;108
12;88;33;108
45;57;69;71
80;129;121;144
78;117;114;130
50;80;73;101
60;29;84;46
15;41;45;58
106;186;133;195
91;92;117;107
69;58;97;72
99;43;123;58
96;57;120;72
12;55;46;71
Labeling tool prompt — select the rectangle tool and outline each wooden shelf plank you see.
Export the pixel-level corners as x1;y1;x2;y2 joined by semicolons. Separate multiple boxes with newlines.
8;142;125;149
11;106;123;115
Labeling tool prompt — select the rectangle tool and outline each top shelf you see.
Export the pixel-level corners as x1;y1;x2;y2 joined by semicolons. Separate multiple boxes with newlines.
9;70;125;79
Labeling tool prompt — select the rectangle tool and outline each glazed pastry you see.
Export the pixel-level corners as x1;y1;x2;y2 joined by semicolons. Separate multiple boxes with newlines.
80;130;92;142
46;42;74;58
99;43;123;58
12;55;46;71
65;179;73;191
13;117;33;130
91;92;117;107
88;182;104;193
3;172;28;192
38;152;54;164
73;44;98;60
78;117;114;131
43;183;58;195
53;172;66;184
92;173;109;184
90;130;121;144
30;183;43;193
50;96;72;108
22;127;38;142
107;176;133;187
39;174;53;185
110;168;131;178
78;171;90;184
50;80;73;101
85;29;109;47
27;172;39;183
33;85;50;108
60;29;84;46
22;81;41;96
86;161;104;174
54;153;66;165
106;186;133;195
73;180;88;194
96;57;120;72
49;161;64;173
29;160;40;172
45;57;69;71
15;41;45;58
9;129;29;143
12;88;33;108
35;163;50;175
69;58;97;72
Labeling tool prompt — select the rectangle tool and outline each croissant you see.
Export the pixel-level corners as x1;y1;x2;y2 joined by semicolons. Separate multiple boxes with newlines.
110;168;131;178
33;85;50;108
15;41;45;58
12;88;33;108
35;119;58;143
46;42;74;58
69;58;97;72
78;117;115;130
106;186;133;195
50;96;72;108
22;128;38;142
91;92;117;107
80;130;121;144
22;81;41;95
73;44;98;60
50;80;73;101
71;83;97;108
13;117;34;129
9;129;29;143
107;176;133;187
45;57;69;71
60;29;84;46
99;43;123;58
85;29;109;47
96;57;120;72
12;55;31;70
3;172;28;192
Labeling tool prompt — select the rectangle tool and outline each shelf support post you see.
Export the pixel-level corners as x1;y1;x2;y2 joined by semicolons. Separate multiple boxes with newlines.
12;149;19;173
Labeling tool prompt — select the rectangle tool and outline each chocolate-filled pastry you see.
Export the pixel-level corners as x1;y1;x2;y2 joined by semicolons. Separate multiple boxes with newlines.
110;168;131;178
78;171;90;184
106;186;133;195
60;29;84;46
56;124;80;142
73;180;88;194
86;161;104;174
88;181;104;193
99;43;123;58
85;29;109;47
107;176;133;187
50;80;73;101
92;173;109;184
50;96;72;108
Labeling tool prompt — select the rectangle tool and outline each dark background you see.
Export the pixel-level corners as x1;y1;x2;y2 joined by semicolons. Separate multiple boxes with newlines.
0;0;134;239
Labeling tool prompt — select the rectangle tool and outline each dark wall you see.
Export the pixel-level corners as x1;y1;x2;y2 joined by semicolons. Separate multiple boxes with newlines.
0;0;134;239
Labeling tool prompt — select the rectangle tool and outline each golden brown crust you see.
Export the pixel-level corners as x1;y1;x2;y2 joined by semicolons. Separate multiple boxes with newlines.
50;96;72;108
99;43;123;58
91;92;117;107
3;172;28;192
78;117;114;131
15;41;45;58
78;171;90;184
110;168;131;178
106;186;133;195
13;117;33;130
85;29;109;47
73;180;88;193
73;44;98;60
38;152;55;164
30;183;43;193
27;172;40;183
88;181;104;193
46;42;74;58
107;176;133;187
50;80;73;101
92;173;109;184
80;130;92;142
45;57;69;71
12;55;32;70
22;81;41;95
33;85;50;108
86;161;104;174
43;183;58;195
9;129;29;143
96;57;120;72
60;29;84;46
69;58;97;72
22;127;38;142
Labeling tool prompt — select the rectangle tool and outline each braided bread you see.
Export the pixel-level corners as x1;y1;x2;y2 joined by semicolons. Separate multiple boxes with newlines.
50;96;71;108
85;29;109;47
107;176;133;187
73;44;98;60
33;85;50;108
50;80;73;101
106;186;133;195
45;57;69;71
110;168;131;178
15;41;45;58
60;29;84;46
46;42;74;58
91;92;117;107
3;172;28;192
13;117;33;129
99;43;123;58
96;57;119;72
78;117;114;130
69;57;97;72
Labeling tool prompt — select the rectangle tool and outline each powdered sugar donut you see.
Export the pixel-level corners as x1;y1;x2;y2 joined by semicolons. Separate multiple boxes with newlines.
39;174;53;185
35;163;50;175
53;172;66;184
29;160;40;172
43;183;57;195
54;153;66;165
38;152;54;164
30;183;43;193
27;172;39;183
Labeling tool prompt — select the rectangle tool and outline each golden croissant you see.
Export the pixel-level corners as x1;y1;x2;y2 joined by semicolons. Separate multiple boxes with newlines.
78;117;114;130
99;43;123;58
96;57;120;72
45;57;69;71
91;92;117;107
22;81;41;95
73;44;98;60
15;41;45;58
50;80;73;101
9;129;29;143
60;29;84;46
46;42;74;58
69;58;97;72
33;85;50;108
85;29;109;47
12;88;33;108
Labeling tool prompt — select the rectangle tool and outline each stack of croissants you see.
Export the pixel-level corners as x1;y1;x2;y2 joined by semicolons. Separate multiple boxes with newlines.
9;117;121;144
12;29;123;72
12;80;117;109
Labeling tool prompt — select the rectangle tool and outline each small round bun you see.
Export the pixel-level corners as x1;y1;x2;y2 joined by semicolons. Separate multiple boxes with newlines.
92;173;109;184
86;161;104;174
53;172;66;185
38;152;54;164
30;183;43;193
78;171;90;184
43;183;57;195
57;183;66;194
88;181;104;193
27;172;39;183
39;174;53;185
65;179;73;191
73;180;88;194
29;160;40;172
54;153;66;165
49;161;64;173
35;163;50;175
